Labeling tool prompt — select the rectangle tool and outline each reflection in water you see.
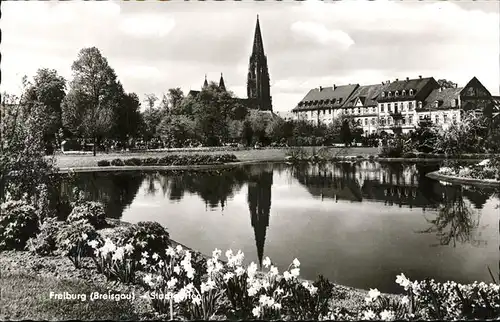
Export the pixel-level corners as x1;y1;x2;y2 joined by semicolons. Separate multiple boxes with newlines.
420;185;486;247
137;169;249;209
57;162;499;291
58;172;144;219
247;166;273;267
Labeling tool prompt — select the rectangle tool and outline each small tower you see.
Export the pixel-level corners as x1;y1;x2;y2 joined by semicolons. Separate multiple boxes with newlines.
219;73;226;91
203;74;208;89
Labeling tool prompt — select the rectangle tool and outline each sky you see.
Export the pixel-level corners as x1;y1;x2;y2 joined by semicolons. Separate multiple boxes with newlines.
2;0;499;113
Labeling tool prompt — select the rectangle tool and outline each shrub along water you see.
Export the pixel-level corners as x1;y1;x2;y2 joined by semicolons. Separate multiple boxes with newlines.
97;154;238;167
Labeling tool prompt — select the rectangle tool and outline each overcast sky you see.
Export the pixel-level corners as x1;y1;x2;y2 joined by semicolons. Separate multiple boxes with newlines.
2;0;499;113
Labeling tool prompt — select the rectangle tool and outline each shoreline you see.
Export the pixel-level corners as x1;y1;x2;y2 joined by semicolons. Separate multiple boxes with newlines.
426;171;500;188
0;217;385;320
53;147;500;173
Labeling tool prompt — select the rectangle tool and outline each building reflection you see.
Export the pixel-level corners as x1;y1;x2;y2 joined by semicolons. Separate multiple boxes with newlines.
247;165;273;267
292;161;494;210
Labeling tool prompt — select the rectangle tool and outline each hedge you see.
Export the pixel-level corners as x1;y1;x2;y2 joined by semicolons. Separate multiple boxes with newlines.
98;154;239;167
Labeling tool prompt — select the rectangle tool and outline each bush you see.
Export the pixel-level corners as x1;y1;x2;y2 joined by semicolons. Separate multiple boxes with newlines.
0;200;39;250
97;160;110;167
27;217;65;256
142;157;159;165
56;219;102;268
67;201;106;229
110;158;124;166
379;146;403;158
114;221;171;265
124;158;142;166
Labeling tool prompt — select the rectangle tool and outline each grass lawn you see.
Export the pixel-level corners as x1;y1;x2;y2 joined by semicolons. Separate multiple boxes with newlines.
0;271;139;320
53;147;379;169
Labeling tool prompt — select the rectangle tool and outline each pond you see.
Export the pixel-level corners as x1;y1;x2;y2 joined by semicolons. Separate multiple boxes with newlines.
57;161;499;294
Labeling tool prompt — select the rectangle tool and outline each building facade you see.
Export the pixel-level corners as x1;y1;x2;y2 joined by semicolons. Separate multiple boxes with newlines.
292;76;495;135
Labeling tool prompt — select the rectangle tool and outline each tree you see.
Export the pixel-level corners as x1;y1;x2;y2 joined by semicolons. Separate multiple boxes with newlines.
113;92;142;145
144;93;158;110
23;68;66;153
167;88;185;111
1;99;55;202
437;79;458;89
241;120;254;146
61;47;124;156
339;120;352;146
141;107;166;144
191;82;236;146
158;93;169;112
157;114;196;148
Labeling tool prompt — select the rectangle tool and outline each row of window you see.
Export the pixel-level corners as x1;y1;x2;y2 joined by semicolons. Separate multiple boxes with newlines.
299;97;344;107
380;101;417;113
299;110;459;124
381;89;415;98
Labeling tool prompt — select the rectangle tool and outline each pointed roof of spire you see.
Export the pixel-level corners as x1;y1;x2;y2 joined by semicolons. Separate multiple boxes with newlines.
219;73;226;91
203;74;208;89
252;15;265;55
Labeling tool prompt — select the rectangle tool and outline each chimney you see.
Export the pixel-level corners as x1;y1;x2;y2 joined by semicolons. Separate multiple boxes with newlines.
387;80;390;84
382;81;385;85
455;84;458;88
406;77;409;81
419;75;422;79
395;78;399;82
319;86;323;91
333;84;337;90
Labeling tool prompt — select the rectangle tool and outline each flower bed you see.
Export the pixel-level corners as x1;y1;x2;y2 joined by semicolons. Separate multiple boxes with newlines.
2;196;499;320
97;154;238;167
438;158;500;182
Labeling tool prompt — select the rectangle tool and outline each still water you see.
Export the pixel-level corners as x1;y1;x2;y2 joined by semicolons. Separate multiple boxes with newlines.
60;161;499;294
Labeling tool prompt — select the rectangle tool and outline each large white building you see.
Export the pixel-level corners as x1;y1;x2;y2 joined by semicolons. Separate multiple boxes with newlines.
292;76;495;135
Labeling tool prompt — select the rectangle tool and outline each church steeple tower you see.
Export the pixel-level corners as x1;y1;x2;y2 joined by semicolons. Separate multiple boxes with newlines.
219;73;226;91
203;74;208;89
247;15;272;112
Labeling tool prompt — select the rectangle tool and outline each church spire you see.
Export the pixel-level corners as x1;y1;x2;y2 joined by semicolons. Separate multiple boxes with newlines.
219;73;226;91
247;15;273;112
252;14;265;56
203;74;208;89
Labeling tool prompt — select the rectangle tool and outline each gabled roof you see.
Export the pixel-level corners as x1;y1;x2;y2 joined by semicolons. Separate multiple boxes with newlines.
421;87;463;110
460;76;492;97
343;84;384;108
293;84;359;111
375;77;438;102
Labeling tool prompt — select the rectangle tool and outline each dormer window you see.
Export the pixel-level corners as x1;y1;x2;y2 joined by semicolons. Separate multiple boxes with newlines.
381;92;386;98
402;90;406;96
418;101;422;109
388;92;392;98
298;102;303;107
395;91;399;97
332;98;336;104
434;100;439;108
339;98;343;104
409;89;414;96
